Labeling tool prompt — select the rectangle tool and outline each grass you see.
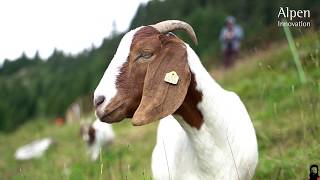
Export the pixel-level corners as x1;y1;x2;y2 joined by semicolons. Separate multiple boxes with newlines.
217;31;320;179
0;31;319;179
0;119;157;180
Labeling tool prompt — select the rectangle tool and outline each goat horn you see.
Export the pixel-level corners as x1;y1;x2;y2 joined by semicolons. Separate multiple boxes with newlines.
151;20;198;45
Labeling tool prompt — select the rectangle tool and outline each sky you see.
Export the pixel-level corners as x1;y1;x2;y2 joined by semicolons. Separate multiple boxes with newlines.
0;0;150;64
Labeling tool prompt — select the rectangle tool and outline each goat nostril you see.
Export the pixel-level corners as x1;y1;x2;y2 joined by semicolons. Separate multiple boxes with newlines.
94;96;105;107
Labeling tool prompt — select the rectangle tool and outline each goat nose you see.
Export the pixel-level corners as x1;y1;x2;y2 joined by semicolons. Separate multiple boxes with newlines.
94;95;105;107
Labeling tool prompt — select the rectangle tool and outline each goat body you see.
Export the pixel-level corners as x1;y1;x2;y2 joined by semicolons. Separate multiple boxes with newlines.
151;45;258;180
81;119;115;161
15;138;53;160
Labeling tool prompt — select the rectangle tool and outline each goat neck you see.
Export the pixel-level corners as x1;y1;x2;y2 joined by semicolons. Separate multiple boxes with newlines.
173;44;258;179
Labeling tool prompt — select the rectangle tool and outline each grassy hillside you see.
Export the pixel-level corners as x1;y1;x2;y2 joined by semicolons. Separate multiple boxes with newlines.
218;32;320;179
0;32;319;179
0;118;158;180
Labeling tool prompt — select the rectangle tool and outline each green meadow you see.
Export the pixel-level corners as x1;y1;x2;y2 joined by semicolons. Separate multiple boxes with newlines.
0;32;319;179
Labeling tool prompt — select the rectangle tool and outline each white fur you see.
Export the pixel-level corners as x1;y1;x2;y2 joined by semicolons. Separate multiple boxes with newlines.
15;138;53;160
85;119;115;161
151;44;258;180
152;115;195;179
94;27;141;110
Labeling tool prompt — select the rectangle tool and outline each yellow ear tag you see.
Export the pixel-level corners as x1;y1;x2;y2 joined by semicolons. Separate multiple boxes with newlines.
164;71;179;85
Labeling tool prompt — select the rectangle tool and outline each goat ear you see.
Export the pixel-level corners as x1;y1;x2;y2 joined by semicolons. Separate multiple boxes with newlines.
132;40;191;125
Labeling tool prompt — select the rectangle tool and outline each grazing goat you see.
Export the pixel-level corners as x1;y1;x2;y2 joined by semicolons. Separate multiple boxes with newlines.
80;119;115;161
93;20;258;179
15;138;53;160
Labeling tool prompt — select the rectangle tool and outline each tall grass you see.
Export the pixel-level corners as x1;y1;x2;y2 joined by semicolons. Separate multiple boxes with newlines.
283;25;306;84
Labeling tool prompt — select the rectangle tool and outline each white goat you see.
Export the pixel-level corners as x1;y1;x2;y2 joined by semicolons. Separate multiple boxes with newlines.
80;119;115;161
93;20;258;179
15;138;53;160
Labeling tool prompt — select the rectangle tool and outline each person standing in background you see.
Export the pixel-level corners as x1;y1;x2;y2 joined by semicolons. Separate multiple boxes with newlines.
219;16;243;68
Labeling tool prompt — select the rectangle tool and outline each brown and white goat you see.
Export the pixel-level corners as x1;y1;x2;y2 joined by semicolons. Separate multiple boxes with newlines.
94;20;258;179
80;119;115;161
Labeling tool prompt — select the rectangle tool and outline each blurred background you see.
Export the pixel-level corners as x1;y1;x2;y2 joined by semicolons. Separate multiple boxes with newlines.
0;0;319;179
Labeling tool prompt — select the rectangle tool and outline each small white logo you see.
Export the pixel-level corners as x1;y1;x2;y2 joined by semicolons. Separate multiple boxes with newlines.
277;7;311;27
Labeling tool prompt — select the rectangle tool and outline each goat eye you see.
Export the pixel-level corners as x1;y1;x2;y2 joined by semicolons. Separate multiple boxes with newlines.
134;51;154;62
141;52;153;59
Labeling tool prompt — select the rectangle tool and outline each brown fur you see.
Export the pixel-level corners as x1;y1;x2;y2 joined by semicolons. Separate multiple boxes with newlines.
176;73;204;129
88;126;96;145
80;124;96;145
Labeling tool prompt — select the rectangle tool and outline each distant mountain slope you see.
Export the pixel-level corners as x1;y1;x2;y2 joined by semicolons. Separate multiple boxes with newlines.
0;0;318;131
